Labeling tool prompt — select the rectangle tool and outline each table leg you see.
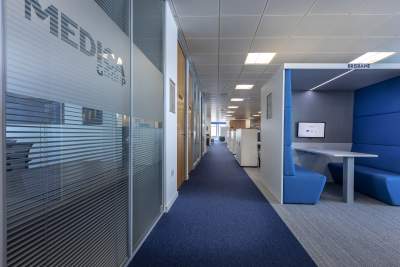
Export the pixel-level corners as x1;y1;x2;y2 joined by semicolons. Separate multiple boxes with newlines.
343;157;355;203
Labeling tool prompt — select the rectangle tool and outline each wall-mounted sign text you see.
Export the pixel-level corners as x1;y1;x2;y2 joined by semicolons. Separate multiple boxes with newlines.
25;0;126;86
348;63;370;69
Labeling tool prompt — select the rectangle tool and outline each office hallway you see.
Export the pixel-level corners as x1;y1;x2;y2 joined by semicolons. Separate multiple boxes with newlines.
131;143;315;267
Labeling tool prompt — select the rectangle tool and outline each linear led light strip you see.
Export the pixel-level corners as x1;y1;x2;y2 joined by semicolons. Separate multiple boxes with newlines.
309;52;396;91
309;69;355;91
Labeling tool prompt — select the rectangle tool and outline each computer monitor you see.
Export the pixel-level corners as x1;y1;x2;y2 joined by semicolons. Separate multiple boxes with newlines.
297;122;325;138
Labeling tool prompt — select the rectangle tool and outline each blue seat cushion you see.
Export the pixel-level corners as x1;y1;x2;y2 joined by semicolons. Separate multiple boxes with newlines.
284;166;326;204
328;163;400;206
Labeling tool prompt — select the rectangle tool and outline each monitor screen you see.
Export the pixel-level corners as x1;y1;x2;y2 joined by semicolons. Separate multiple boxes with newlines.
297;122;325;138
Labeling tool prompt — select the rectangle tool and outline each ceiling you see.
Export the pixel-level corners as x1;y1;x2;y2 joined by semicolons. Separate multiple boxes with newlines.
292;68;400;91
169;0;400;121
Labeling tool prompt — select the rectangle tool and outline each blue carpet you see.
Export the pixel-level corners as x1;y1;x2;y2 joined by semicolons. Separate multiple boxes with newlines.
130;143;316;267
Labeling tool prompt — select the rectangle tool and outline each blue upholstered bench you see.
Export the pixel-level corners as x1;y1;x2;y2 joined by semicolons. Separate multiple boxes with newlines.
284;165;327;204
328;144;400;206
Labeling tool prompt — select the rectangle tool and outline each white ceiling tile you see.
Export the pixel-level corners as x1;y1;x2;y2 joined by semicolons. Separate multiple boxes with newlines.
219;79;236;86
220;38;252;53
187;39;218;53
257;16;302;37
172;0;219;17
243;65;267;73
271;53;307;64
220;65;243;73
196;65;218;75
361;0;400;14
263;65;281;73
283;37;324;53
180;17;219;38
311;0;365;14
284;37;365;53
316;38;360;53
240;72;263;80
220;16;260;38
266;0;315;15
303;53;360;63
220;0;267;15
374;38;400;52
368;15;400;36
191;54;219;65
295;14;389;36
220;72;240;79
251;37;290;52
350;37;393;52
221;53;247;64
256;77;274;87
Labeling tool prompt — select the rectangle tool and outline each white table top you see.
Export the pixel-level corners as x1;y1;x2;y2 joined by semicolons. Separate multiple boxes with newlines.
294;147;378;158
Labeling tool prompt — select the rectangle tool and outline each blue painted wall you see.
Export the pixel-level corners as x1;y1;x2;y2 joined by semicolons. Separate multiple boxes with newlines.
353;76;400;173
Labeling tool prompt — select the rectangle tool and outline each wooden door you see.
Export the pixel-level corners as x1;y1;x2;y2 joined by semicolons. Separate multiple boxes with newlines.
177;44;186;189
188;73;193;171
230;120;247;129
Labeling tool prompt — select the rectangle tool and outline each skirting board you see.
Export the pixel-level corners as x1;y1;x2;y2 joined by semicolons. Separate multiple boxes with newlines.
164;191;179;212
193;157;201;169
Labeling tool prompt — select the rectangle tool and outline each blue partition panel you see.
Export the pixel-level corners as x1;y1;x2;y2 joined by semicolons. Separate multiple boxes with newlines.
284;69;295;176
283;69;326;204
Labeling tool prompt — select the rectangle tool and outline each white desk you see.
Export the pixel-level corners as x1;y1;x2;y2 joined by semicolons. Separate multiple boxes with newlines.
295;148;378;203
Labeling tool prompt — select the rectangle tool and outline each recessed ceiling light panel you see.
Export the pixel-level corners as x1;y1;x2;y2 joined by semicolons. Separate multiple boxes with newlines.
235;84;254;90
245;53;276;65
230;98;244;102
350;52;395;64
228;106;239;109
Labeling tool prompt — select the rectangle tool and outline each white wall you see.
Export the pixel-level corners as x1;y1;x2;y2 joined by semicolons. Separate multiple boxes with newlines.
163;1;178;211
260;67;285;203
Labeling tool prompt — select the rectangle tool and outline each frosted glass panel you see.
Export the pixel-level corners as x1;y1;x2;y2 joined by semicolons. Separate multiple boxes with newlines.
5;0;130;266
131;0;164;250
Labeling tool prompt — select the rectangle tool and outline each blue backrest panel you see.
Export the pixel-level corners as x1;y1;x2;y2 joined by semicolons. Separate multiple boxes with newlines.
354;76;400;117
353;76;400;174
284;69;295;176
352;144;400;174
353;112;400;146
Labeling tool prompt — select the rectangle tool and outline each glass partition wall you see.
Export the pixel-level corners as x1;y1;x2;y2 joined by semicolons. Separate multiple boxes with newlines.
131;0;164;252
2;0;164;265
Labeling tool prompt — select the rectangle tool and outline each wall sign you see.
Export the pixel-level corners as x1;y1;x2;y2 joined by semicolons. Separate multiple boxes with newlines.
347;63;370;69
25;0;126;86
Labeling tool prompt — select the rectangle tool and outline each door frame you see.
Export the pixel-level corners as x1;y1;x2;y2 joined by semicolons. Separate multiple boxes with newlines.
0;0;6;265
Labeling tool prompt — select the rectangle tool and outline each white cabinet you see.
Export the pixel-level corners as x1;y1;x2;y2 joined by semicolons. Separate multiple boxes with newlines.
230;130;237;154
234;129;258;167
